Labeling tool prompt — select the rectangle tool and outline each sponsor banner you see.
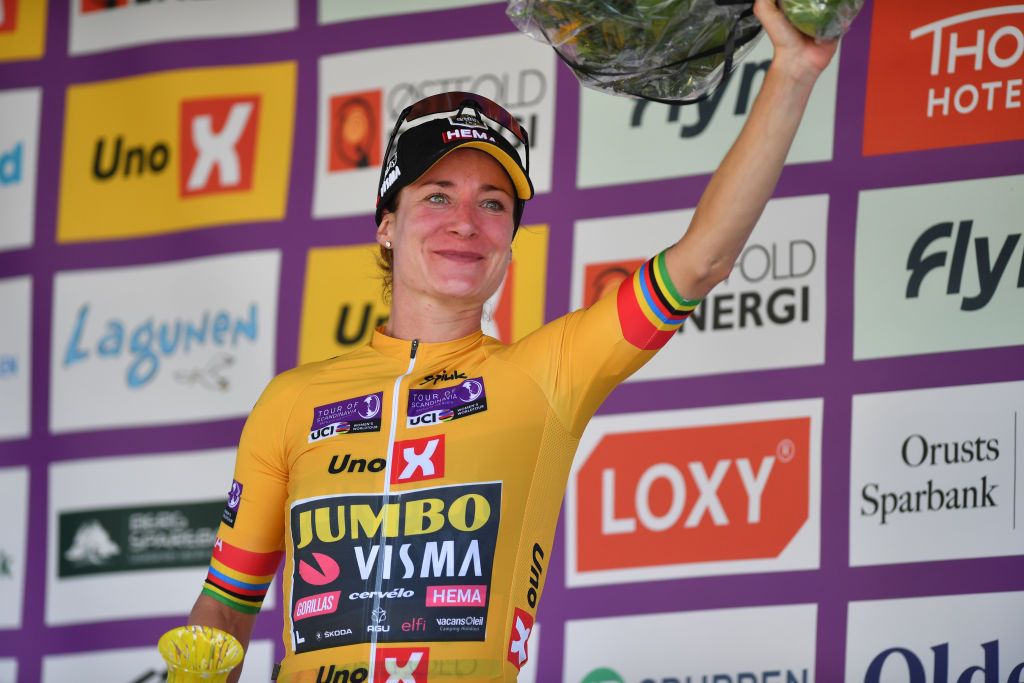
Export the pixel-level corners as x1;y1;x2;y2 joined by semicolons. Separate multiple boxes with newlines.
313;33;555;218
46;449;275;625
0;87;39;252
297;226;547;364
864;0;1024;155
308;391;384;443
69;0;296;55
319;0;501;24
567;399;822;586
564;604;817;682
0;659;15;683
289;482;501;653
854;175;1024;359
577;38;839;188
0;276;30;441
0;467;29;629
846;591;1024;682
850;381;1024;566
0;0;46;62
407;377;487;428
58;62;295;242
41;639;274;683
573;196;827;381
49;250;280;433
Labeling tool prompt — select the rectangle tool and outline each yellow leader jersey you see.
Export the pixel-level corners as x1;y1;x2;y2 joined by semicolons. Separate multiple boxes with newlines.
201;251;697;682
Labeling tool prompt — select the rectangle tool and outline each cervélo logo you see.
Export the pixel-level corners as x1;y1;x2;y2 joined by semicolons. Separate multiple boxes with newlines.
58;62;294;242
567;400;821;586
854;175;1024;359
865;0;1024;155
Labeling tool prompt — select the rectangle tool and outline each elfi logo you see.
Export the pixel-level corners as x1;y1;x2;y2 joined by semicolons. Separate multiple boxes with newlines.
391;435;445;484
374;647;429;683
180;96;260;197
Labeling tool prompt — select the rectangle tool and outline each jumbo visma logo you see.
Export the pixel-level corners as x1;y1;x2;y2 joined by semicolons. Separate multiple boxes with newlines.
58;61;295;242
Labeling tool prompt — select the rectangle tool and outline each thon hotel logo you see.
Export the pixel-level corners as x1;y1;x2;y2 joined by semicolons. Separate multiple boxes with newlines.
865;0;1024;154
58;62;295;242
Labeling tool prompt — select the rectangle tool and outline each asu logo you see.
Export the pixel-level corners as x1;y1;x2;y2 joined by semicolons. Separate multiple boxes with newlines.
58;62;295;242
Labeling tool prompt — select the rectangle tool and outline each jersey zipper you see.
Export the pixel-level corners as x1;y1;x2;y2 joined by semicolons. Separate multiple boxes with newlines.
368;338;418;678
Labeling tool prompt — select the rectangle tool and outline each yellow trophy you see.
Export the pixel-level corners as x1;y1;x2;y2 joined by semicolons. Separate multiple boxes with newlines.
158;625;244;682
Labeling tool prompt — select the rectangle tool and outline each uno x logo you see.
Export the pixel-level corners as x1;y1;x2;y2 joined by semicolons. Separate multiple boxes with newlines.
507;607;534;670
374;647;429;683
391;435;445;484
179;95;260;197
0;0;17;31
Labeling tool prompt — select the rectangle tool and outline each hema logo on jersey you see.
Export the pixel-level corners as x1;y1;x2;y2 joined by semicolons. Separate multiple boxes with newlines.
50;251;279;433
864;1;1024;154
313;32;555;219
850;381;1024;567
568;400;821;586
855;175;1024;359
847;592;1024;683
58;62;295;242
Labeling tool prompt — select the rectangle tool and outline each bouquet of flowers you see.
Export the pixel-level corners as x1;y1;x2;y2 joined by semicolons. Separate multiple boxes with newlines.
507;0;862;103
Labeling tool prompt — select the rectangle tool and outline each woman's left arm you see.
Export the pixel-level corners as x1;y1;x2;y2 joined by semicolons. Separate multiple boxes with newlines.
664;0;840;300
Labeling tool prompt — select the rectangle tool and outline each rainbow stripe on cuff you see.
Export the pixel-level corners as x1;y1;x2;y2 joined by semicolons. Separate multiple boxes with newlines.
616;250;700;350
202;537;281;615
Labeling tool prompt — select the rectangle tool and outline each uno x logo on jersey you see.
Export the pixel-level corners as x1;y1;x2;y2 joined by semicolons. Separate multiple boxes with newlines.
375;647;429;683
391;435;445;484
507;608;534;671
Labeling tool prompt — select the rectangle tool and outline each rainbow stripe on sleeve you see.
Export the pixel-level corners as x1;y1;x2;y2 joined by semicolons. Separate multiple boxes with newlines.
202;537;282;615
616;250;701;350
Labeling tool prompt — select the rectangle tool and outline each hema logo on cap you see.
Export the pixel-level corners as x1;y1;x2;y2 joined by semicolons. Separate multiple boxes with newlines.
442;128;497;144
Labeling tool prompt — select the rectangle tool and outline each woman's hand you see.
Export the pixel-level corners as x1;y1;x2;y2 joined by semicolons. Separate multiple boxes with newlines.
753;0;839;84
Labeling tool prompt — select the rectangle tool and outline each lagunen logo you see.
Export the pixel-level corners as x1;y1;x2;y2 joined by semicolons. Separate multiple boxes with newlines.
63;302;259;388
328;90;382;172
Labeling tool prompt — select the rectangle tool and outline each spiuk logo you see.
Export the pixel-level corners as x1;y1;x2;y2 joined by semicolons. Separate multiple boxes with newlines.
179;96;260;197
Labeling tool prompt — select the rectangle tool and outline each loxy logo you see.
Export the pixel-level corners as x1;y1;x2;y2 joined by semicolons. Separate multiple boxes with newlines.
906;219;1023;312
507;607;534;671
391;435;445;484
0;141;22;186
865;1;1024;154
328;90;382;173
571;410;817;583
374;647;429;683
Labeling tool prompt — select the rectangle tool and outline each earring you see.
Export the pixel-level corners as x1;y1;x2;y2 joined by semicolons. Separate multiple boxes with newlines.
385;240;392;249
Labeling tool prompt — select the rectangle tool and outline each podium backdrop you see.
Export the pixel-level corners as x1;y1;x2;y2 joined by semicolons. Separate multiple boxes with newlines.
1;1;1023;681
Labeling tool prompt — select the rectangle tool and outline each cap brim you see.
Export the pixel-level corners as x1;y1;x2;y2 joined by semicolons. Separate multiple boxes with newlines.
432;140;534;201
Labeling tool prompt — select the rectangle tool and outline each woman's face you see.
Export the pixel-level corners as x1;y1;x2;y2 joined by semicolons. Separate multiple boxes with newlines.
378;148;516;309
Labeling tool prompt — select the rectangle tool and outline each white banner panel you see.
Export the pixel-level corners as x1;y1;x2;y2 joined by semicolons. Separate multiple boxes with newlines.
567;399;822;587
0;276;30;441
319;0;501;23
577;39;839;188
851;380;1024;566
0;659;15;683
69;0;297;55
0;467;29;629
314;32;555;218
572;195;827;381
565;604;817;682
846;591;1024;682
46;449;276;625
50;250;280;433
41;639;274;683
0;87;40;252
855;174;1024;359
